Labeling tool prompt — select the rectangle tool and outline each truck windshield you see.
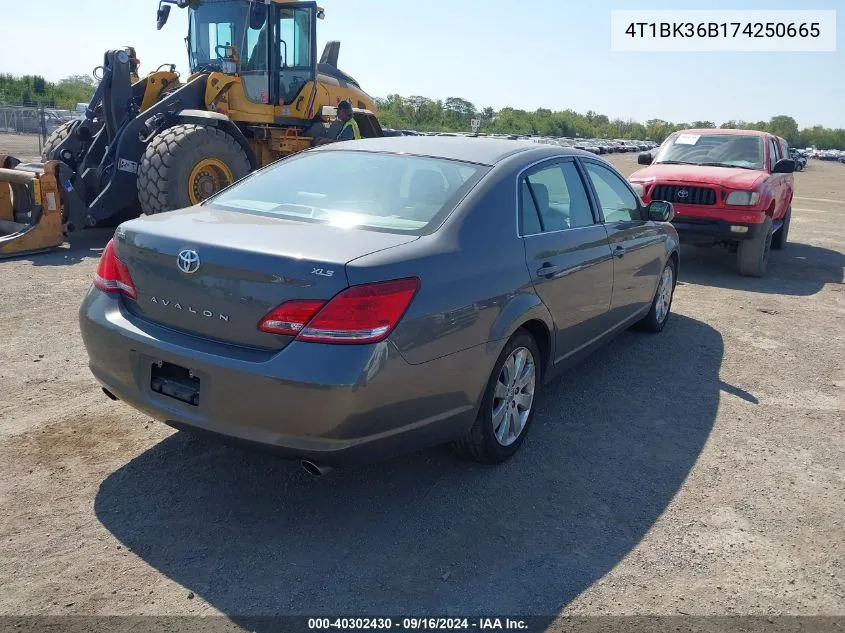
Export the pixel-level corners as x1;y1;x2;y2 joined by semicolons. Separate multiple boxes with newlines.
653;133;765;170
188;0;271;103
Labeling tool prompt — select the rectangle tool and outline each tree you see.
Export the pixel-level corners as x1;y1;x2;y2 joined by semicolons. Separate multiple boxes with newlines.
59;74;98;90
364;92;844;149
767;115;799;143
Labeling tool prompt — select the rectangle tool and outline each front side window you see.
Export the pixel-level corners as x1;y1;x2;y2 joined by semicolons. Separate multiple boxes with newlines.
769;138;781;168
206;150;487;235
652;132;765;170
583;162;641;223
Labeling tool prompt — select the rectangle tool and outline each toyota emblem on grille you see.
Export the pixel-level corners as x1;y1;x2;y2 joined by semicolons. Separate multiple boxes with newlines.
676;189;689;199
177;250;201;274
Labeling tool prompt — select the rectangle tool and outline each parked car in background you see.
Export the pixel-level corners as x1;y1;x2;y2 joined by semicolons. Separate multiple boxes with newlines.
789;149;807;171
79;136;679;473
630;128;794;277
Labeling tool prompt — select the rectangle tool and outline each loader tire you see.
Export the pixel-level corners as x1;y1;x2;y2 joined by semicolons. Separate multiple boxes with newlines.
137;123;251;215
41;121;76;160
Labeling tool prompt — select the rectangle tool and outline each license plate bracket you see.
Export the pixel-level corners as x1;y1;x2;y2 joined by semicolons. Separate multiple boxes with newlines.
150;361;201;406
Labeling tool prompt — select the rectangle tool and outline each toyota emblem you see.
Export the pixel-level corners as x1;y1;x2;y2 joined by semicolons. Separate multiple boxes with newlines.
177;249;201;274
676;189;689;199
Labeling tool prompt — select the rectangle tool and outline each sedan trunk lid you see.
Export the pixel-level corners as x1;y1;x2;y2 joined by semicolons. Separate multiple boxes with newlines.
113;206;418;351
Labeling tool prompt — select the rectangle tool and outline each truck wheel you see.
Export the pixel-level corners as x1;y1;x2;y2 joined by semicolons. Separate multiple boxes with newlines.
137;123;251;215
771;206;791;251
41;121;77;160
737;216;773;277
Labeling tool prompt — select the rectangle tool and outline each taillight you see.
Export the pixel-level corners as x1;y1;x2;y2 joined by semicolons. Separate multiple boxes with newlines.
258;277;420;344
93;239;137;299
258;299;327;336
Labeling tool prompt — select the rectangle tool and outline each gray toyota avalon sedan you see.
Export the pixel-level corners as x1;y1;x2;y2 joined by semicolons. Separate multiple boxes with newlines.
79;136;679;473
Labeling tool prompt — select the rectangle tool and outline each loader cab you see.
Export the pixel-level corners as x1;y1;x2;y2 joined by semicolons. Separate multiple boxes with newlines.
186;0;318;107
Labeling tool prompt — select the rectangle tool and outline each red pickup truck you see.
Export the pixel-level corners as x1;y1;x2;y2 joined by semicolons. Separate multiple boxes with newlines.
629;129;795;277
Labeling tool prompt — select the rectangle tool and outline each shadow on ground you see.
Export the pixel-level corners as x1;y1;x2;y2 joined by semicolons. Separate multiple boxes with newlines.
95;314;730;622
14;228;114;267
678;242;844;296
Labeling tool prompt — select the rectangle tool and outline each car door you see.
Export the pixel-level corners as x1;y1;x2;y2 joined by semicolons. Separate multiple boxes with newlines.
519;158;615;364
580;158;666;325
768;136;788;219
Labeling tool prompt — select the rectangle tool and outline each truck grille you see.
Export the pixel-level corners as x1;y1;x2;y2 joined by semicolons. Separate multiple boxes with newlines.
651;185;716;205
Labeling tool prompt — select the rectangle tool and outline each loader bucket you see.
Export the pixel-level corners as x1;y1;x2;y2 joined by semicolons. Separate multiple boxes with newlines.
0;156;65;259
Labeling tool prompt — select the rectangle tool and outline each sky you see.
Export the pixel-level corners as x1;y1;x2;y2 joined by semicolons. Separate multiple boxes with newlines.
0;0;841;128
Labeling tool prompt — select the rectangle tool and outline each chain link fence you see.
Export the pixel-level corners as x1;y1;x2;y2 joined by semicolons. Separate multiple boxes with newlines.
0;101;78;155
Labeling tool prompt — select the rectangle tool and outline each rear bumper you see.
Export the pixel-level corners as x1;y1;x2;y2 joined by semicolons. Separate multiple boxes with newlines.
79;289;490;466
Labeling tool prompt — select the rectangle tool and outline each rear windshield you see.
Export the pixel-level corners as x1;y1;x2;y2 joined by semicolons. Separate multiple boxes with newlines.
206;150;489;234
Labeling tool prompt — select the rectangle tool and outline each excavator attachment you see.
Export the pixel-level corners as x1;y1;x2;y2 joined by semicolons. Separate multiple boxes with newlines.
0;156;65;258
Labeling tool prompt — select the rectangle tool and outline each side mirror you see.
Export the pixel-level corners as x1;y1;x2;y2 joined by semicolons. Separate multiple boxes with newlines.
249;2;267;30
638;152;653;165
156;3;171;30
773;158;795;174
648;200;674;223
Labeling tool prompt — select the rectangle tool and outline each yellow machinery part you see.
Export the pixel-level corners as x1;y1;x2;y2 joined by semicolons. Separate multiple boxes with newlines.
188;158;235;205
0;181;12;223
0;158;65;258
139;70;181;112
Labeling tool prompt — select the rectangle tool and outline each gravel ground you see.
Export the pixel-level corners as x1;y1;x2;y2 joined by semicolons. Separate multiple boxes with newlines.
0;136;843;624
0;133;42;162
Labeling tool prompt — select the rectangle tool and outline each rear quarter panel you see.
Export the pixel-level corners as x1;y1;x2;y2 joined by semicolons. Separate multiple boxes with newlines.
345;157;555;370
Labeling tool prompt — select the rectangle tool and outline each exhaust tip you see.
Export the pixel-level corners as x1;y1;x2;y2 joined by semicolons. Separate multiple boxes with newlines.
102;387;118;401
301;459;333;477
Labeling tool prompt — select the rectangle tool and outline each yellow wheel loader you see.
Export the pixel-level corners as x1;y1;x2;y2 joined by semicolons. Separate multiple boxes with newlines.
0;0;383;258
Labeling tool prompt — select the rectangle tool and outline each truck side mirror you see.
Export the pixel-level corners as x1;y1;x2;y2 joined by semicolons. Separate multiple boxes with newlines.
638;152;653;165
156;3;171;30
772;158;795;174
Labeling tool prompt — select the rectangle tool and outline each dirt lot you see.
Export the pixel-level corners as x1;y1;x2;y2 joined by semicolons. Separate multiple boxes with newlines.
0;135;843;624
0;133;42;162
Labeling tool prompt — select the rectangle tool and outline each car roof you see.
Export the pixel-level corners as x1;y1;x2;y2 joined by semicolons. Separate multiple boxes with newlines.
313;135;594;166
678;128;771;138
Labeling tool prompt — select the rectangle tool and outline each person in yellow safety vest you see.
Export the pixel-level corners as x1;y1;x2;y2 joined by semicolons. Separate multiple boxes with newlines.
314;99;361;145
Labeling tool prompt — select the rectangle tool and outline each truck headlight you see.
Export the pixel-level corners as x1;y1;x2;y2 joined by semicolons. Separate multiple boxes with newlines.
630;183;645;197
725;191;760;206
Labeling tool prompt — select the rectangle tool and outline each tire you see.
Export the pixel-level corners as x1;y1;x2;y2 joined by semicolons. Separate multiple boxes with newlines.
137;123;251;215
737;216;773;277
41;121;76;160
452;329;541;464
634;257;676;333
771;206;791;251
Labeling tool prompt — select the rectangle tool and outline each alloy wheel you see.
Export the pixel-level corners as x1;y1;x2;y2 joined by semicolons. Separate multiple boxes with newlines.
492;347;536;446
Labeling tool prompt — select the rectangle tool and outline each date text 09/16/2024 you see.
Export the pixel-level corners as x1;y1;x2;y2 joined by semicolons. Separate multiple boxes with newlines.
307;618;529;630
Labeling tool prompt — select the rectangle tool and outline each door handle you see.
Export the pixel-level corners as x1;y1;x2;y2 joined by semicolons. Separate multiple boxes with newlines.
536;263;561;278
613;246;626;258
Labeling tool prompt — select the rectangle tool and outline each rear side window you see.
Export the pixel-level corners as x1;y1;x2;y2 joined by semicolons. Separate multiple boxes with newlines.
519;161;595;235
207;150;488;235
